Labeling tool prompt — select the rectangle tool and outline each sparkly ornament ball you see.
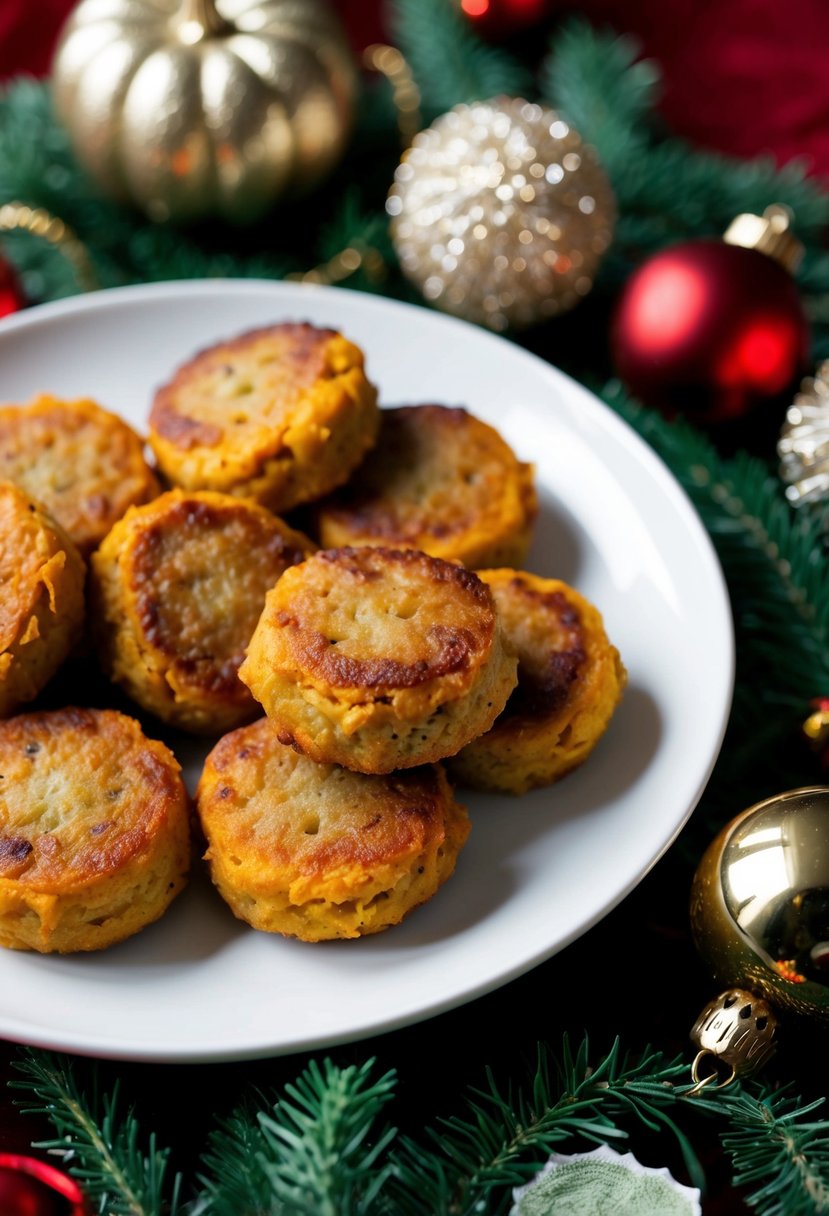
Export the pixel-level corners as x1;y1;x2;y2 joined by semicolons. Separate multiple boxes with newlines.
778;361;829;510
387;98;615;331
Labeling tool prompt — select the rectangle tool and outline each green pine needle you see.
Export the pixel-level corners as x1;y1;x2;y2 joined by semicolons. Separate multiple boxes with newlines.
388;0;533;115
382;1037;704;1216
540;18;658;182
601;380;829;814
12;1042;829;1215
10;1050;183;1216
199;1058;397;1216
697;1083;829;1216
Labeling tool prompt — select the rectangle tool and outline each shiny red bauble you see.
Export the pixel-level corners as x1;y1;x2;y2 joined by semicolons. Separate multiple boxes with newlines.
0;256;24;318
610;240;810;424
0;1155;86;1216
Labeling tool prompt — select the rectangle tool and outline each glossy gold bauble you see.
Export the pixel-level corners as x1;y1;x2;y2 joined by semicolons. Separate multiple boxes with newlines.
52;0;358;224
690;787;829;1024
387;98;615;332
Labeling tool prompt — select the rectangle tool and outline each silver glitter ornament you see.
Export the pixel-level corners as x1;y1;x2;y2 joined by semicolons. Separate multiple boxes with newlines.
387;97;615;331
779;362;829;509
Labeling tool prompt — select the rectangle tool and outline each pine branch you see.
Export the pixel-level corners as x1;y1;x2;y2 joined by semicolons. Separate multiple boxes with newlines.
200;1058;397;1216
710;1083;829;1216
11;1050;183;1216
382;1037;702;1216
388;0;533;115
539;18;658;182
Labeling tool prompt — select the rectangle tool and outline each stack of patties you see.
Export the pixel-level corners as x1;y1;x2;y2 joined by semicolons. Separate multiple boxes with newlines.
191;387;624;944
142;323;480;943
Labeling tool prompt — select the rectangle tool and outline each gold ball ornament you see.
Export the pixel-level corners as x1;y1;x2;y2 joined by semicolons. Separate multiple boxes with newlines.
690;787;829;1027
52;0;358;224
387;98;615;331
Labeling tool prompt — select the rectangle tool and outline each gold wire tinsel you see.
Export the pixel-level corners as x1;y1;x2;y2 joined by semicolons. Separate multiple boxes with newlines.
0;202;98;292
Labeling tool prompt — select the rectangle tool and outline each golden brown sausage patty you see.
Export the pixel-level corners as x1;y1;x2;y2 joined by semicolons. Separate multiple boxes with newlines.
316;404;537;567
239;546;518;773
0;481;85;718
197;717;469;941
148;322;379;512
448;570;626;794
90;489;315;734
0;707;190;952
0;394;159;558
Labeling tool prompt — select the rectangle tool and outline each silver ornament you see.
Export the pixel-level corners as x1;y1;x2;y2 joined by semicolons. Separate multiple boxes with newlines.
778;362;829;509
387;97;615;331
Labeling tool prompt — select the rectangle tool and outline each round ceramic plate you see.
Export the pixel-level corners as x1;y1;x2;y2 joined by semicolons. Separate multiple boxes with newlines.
0;280;733;1061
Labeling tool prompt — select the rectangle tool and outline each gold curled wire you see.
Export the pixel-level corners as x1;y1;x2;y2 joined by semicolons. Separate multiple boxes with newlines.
290;44;420;288
0;202;98;293
285;241;386;287
363;43;422;149
686;1050;738;1098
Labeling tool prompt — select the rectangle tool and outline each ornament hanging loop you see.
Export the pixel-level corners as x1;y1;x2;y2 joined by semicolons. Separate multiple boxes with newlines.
688;1050;737;1097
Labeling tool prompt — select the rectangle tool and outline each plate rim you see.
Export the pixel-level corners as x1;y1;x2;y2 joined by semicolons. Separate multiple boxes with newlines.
0;278;735;1061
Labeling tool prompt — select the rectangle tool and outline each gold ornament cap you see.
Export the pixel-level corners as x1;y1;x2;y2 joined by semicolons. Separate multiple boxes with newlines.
689;988;778;1093
722;204;804;274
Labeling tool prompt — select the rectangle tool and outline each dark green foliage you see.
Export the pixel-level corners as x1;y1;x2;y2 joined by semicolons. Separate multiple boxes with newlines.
11;1051;183;1216
11;1042;829;1214
387;0;533;116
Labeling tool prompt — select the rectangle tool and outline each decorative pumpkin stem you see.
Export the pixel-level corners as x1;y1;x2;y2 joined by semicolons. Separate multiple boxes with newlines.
174;0;228;42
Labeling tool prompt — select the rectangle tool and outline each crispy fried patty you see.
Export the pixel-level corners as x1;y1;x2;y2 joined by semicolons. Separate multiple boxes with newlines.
149;322;379;512
197;717;469;941
0;707;190;952
316;404;537;567
239;546;518;773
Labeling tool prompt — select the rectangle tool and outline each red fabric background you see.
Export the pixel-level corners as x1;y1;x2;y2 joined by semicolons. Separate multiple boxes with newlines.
1;0;828;179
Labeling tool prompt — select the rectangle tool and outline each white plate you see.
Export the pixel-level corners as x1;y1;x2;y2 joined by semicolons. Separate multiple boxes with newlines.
0;280;733;1061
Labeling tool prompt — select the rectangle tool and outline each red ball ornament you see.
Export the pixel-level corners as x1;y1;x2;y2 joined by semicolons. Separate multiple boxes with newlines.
0;255;25;318
0;1155;86;1216
610;206;810;424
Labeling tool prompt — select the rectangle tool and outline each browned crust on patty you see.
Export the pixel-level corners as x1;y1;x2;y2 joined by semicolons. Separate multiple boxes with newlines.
202;721;448;873
196;717;469;940
128;496;310;696
90;489;316;732
150;323;337;450
316;404;537;566
0;707;186;893
448;569;626;794
500;583;585;717
0;395;160;556
266;547;494;693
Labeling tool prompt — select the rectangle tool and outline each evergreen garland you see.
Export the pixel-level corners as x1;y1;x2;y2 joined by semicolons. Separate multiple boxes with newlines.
3;7;829;1213
10;1044;829;1215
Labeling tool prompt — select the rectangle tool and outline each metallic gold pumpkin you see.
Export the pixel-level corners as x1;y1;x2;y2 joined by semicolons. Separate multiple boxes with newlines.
52;0;358;224
690;787;829;1025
